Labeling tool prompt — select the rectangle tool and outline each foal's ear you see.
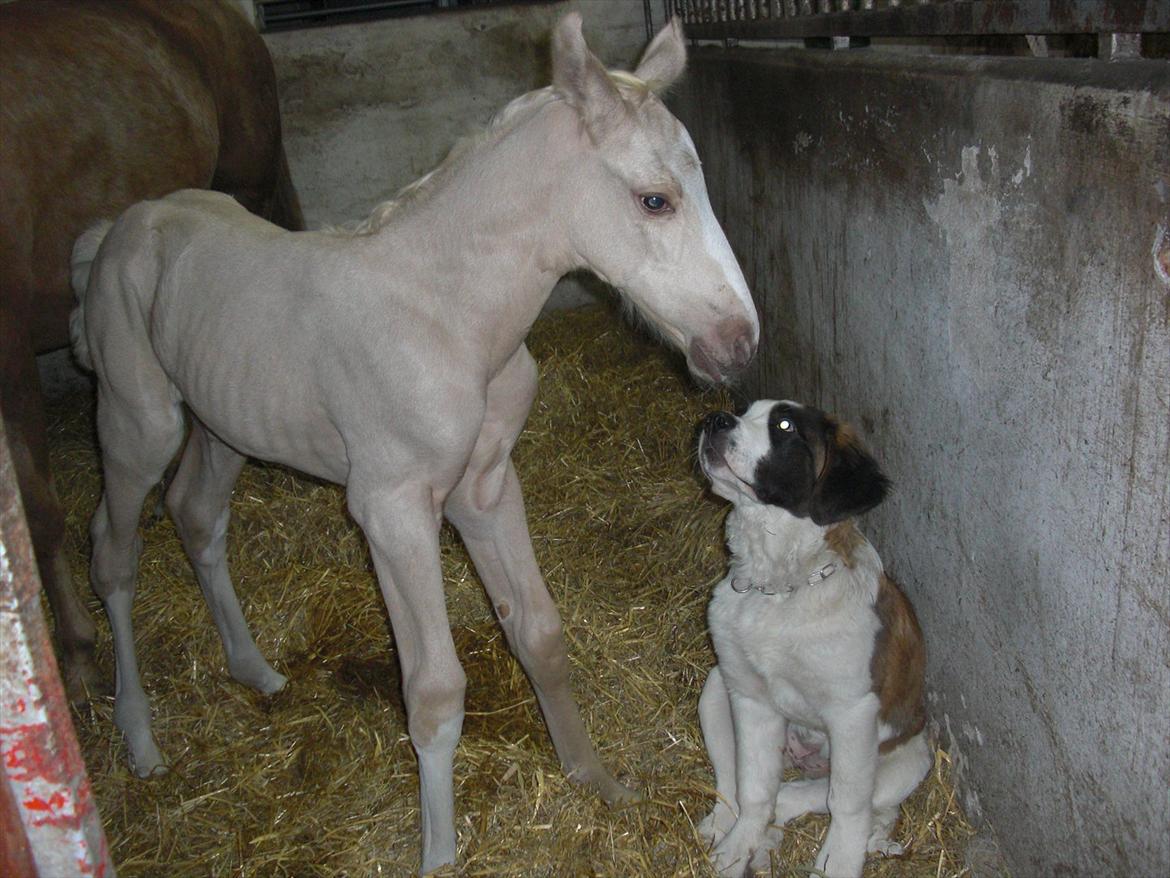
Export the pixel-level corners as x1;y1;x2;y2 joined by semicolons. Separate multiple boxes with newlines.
808;423;890;526
634;17;687;93
552;13;624;140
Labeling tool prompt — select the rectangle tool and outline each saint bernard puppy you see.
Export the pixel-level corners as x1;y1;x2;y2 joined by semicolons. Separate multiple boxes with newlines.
696;400;930;878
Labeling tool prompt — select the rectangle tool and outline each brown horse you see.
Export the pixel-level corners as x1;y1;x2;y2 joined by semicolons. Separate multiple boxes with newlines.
0;0;303;700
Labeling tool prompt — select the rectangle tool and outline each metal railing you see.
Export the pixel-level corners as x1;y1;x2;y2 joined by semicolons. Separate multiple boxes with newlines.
665;1;1168;57
255;0;555;33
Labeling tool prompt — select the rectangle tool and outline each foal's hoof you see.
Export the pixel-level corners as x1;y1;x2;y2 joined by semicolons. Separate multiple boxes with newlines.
132;761;169;780
595;773;640;806
572;766;639;806
230;659;288;696
607;780;641;806
127;744;168;779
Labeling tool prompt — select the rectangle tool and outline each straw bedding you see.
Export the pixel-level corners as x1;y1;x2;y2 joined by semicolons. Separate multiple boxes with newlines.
49;304;976;876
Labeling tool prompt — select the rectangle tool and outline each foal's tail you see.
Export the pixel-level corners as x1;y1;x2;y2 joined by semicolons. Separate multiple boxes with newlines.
69;219;115;371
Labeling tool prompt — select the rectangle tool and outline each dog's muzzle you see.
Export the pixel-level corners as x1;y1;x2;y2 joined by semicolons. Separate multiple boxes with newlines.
699;411;736;468
702;410;736;436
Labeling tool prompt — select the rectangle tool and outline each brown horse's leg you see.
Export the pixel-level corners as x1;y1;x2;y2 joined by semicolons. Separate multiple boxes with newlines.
267;148;305;232
0;326;100;702
39;500;101;702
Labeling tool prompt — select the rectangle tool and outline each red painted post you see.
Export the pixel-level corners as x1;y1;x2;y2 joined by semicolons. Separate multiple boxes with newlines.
0;418;114;878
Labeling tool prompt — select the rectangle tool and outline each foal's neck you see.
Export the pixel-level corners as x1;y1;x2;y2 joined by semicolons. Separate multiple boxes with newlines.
373;98;582;374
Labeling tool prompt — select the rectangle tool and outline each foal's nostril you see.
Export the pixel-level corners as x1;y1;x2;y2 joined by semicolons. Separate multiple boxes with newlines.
704;411;736;434
712;317;756;372
732;333;755;369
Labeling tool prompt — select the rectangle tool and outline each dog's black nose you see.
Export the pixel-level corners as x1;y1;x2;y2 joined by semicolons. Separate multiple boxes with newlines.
703;411;736;434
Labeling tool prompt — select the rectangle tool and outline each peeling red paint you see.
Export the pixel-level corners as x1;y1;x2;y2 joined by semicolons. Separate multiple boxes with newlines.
23;789;73;828
2;430;115;877
74;837;110;877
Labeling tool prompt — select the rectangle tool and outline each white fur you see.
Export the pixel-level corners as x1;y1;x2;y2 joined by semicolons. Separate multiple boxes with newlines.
697;403;930;878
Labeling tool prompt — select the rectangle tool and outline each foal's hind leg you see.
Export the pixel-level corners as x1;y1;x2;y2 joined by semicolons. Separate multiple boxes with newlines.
445;346;634;805
91;396;185;777
166;421;286;694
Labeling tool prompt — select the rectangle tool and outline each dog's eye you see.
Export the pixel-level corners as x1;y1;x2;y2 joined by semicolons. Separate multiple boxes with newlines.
777;418;794;432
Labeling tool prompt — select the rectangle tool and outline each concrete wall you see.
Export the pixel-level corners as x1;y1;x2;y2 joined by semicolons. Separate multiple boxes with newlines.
672;48;1169;877
261;0;651;308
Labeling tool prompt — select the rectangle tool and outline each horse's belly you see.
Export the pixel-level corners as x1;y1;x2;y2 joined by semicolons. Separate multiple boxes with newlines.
197;400;348;484
171;354;349;484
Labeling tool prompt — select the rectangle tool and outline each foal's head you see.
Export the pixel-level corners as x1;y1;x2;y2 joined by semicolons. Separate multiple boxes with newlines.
551;14;759;385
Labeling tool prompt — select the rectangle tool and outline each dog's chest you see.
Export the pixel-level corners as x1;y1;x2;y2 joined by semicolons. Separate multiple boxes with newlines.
707;517;882;727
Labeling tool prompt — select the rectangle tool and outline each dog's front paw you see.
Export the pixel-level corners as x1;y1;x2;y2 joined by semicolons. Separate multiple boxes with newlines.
813;828;866;878
868;837;905;857
710;821;777;877
697;800;737;848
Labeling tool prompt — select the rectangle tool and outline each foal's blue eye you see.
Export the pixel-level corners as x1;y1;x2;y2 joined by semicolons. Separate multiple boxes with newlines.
640;193;671;214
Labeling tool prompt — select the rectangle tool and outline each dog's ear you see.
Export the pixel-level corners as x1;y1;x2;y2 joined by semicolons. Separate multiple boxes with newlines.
808;422;890;525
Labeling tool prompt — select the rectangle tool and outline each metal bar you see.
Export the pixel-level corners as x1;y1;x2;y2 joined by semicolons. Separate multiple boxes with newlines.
1026;33;1049;57
1099;31;1142;60
260;0;437;26
681;0;1169;38
0;418;114;878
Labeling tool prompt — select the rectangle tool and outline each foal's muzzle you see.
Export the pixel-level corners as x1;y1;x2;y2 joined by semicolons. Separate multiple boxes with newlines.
688;317;757;385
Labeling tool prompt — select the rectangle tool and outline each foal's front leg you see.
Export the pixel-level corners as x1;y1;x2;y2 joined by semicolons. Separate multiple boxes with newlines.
348;482;465;876
445;346;633;804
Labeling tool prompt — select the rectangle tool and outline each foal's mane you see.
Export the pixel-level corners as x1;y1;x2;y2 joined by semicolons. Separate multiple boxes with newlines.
330;71;652;237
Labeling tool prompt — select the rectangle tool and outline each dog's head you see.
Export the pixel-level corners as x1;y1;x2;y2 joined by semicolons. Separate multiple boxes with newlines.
698;400;889;524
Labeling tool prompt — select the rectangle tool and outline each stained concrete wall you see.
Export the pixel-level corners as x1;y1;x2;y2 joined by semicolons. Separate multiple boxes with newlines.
261;0;650;309
672;48;1169;877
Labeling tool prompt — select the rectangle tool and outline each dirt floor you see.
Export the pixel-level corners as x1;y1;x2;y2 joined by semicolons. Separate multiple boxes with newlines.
51;305;976;876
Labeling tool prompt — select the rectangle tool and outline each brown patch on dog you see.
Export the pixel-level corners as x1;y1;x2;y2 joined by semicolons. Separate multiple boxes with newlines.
871;573;927;754
825;520;865;569
810;426;830;483
815;416;860;484
832;419;861;450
